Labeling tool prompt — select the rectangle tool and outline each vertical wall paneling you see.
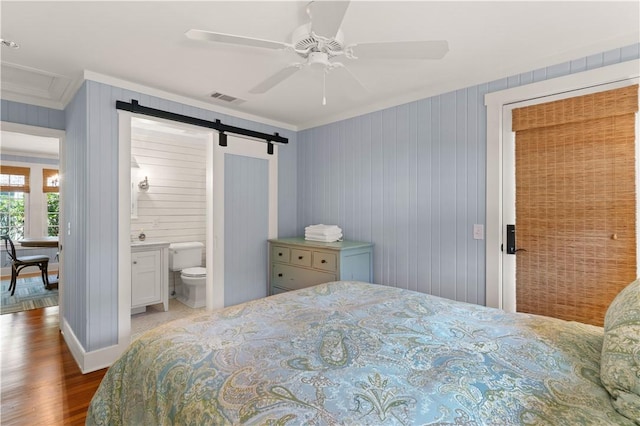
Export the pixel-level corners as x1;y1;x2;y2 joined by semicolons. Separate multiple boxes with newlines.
382;109;396;285
395;103;411;290
465;86;479;304
440;92;457;301
430;96;442;297
297;43;640;306
63;82;88;347
224;154;269;306
1;100;65;130
4;42;637;358
370;111;384;284
60;80;296;356
416;99;432;295
455;89;468;302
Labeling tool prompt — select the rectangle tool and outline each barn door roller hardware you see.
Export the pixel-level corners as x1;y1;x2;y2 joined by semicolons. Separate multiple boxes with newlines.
116;99;287;154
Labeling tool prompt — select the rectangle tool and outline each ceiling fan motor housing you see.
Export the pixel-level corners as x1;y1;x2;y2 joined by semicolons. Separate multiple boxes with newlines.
291;23;344;58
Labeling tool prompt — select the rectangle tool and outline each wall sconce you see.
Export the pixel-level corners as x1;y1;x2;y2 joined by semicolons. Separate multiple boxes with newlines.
138;176;149;191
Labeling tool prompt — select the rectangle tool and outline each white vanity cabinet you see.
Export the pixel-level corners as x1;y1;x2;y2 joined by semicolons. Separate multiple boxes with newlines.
131;241;169;314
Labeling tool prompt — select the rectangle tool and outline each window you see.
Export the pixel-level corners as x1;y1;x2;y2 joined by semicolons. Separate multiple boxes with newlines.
43;169;60;237
0;166;30;239
0;192;25;239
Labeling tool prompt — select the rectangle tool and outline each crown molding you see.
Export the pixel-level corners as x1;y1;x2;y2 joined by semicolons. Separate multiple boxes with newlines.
82;70;298;132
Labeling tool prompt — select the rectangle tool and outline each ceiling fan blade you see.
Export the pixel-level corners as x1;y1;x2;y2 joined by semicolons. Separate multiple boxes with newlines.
185;29;290;50
335;65;368;93
249;65;302;94
307;1;350;38
350;40;449;60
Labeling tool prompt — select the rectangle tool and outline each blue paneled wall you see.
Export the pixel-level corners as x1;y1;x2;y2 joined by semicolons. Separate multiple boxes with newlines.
2;42;638;355
68;81;297;351
297;43;640;306
1;99;65;130
3;84;297;353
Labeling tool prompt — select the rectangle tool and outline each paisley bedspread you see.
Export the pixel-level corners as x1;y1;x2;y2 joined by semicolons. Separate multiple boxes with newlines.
87;281;630;425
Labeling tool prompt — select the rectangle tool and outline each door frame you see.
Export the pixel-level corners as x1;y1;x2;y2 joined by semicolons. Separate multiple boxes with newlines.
117;115;278;352
484;59;640;310
0;121;66;322
117;112;214;350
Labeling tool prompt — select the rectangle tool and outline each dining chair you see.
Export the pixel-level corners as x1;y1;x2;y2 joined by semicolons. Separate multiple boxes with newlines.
1;235;51;296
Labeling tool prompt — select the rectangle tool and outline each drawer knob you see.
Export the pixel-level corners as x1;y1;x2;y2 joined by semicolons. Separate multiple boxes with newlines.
298;256;304;260
132;261;137;265
278;253;283;256
321;259;327;264
278;273;283;277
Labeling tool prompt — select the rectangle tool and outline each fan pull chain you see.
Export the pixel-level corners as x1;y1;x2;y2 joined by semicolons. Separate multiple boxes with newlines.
322;71;327;106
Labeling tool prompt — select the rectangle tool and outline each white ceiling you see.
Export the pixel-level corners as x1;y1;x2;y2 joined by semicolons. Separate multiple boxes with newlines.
1;131;60;157
1;1;638;130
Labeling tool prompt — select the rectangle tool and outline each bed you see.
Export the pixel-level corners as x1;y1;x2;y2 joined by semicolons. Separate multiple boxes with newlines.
87;280;639;425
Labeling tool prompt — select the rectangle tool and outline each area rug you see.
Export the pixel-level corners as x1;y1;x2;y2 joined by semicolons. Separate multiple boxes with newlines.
1;276;58;314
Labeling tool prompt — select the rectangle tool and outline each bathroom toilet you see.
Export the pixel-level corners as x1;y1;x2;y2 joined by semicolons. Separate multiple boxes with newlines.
168;242;206;308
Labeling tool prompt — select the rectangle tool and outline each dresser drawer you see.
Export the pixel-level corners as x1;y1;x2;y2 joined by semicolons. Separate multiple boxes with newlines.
272;246;290;263
312;251;337;272
272;263;336;291
290;248;312;267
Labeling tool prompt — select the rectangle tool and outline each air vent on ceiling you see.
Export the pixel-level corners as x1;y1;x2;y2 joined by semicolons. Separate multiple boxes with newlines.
209;91;245;105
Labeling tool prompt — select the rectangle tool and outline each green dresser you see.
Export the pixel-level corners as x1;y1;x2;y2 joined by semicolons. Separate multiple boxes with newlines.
269;237;374;295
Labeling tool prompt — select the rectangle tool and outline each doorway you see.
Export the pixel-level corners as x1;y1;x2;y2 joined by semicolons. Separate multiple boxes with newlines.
484;59;640;313
506;84;638;326
117;112;278;347
0;121;65;317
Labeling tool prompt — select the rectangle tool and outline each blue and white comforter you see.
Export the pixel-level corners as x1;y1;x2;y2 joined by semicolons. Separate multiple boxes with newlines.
87;281;630;425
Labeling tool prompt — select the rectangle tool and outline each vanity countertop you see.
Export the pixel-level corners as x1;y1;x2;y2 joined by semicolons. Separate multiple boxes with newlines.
131;240;170;250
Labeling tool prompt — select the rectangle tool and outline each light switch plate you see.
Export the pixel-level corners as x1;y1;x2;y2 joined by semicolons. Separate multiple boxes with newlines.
473;224;484;240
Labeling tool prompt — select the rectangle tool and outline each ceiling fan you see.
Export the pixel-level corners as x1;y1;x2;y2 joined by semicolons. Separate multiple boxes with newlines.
186;1;448;105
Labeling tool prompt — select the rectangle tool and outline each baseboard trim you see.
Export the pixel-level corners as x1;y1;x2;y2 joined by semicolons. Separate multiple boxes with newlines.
61;317;128;374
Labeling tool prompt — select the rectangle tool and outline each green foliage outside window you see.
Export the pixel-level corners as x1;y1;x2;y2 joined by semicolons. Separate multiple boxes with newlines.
0;192;25;240
47;193;59;236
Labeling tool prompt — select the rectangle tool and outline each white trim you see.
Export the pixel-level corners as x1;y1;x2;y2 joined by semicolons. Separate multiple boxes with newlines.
0;121;65;138
61;317;126;374
117;111;133;357
484;59;640;310
83;70;297;132
206;134;215;310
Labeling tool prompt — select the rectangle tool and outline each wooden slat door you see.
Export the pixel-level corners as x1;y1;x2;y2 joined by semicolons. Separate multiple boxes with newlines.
513;85;637;326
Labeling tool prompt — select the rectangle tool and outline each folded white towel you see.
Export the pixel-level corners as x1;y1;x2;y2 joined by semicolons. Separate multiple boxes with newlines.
304;229;342;236
305;233;343;242
305;231;342;239
305;224;342;236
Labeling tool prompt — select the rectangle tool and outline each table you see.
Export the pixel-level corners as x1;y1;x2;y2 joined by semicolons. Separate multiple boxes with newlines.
17;236;59;248
17;236;59;287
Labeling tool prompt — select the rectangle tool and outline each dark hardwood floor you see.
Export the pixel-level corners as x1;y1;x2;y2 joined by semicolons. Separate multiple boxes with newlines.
1;306;107;425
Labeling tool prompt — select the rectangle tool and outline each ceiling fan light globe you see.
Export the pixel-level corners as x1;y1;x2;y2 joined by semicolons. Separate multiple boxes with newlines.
308;51;330;68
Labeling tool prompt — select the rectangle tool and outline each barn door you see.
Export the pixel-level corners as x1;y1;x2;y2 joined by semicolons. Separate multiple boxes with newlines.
210;135;278;309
